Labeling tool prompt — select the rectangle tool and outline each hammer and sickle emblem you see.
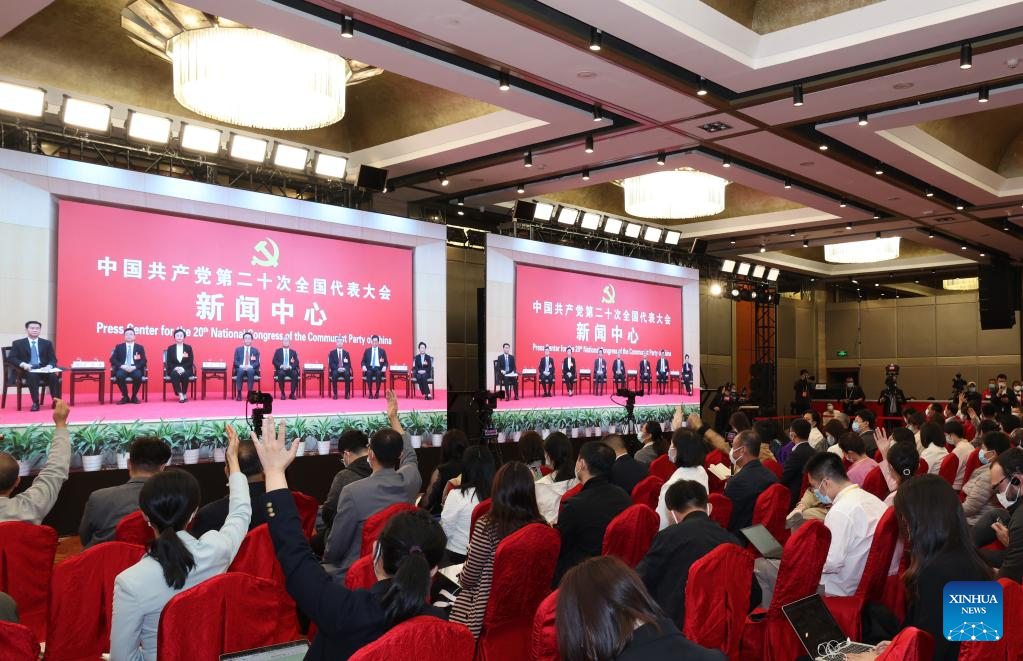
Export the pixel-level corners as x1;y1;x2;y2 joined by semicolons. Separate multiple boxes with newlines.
251;238;280;268
601;283;616;305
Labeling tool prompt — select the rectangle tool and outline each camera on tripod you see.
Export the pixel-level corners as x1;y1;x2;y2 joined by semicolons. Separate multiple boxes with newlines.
615;388;645;399
951;373;966;398
247;389;273;436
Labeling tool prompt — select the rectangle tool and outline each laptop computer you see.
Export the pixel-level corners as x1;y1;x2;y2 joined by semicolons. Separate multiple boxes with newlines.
782;594;875;661
740;524;783;560
220;640;310;660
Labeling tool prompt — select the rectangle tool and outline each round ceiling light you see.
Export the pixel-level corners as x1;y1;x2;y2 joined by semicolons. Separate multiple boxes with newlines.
620;168;729;219
824;237;901;263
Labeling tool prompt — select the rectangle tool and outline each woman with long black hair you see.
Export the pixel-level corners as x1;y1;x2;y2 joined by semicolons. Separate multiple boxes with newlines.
441;445;496;562
534;433;579;523
252;417;448;660
110;426;250;661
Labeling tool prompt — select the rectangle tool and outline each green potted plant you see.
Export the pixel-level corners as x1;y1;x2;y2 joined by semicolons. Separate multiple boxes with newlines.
176;421;205;464
402;411;426;448
112;420;144;469
74;423;107;471
287;417;309;456
366;414;389;434
310;417;333;455
426;412;447;447
1;425;45;475
204;419;229;462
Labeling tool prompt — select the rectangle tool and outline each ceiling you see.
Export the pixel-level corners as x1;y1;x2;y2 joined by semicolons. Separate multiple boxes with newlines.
3;0;1023;284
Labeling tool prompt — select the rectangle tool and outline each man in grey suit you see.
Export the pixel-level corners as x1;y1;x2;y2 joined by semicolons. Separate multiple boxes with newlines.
323;390;420;575
0;400;71;524
78;436;171;548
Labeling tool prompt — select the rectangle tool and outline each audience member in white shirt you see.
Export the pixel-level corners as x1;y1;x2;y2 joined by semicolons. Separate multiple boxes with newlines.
440;446;495;561
534;433;578;524
944;419;974;490
803;410;826;451
919;421;949;476
656;430;709;530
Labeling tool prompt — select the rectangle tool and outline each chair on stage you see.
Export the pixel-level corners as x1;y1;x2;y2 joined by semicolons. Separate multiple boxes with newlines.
109;364;149;402
361;366;388;398
601;504;658;568
161;350;196;401
2;345;56;411
684;544;753;659
350;616;475;661
115;510;156;546
361;503;420;556
631;475;664;511
530;590;559;661
274;367;301;400
230;364;260;400
0;521;57;642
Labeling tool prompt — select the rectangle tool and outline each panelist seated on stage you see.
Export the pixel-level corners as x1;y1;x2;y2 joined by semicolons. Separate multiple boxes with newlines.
538;346;556;398
165;328;194;404
497;342;518;400
593;348;608;395
638;353;653;389
612;351;627;389
110;327;146;405
272;337;300;400
361;335;389;400
655;350;670;394
232;331;260;401
7;320;62;412
412;342;434;400
328;337;353;400
681;354;694;396
563;347;578;397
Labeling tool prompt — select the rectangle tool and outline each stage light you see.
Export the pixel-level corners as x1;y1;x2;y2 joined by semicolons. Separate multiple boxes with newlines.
710;282;722;296
664;230;681;245
961;244;967;250
180;123;222;154
979;86;989;103
960;43;972;69
584;135;594;153
656;152;666;166
793;83;804;106
624;222;642;238
789;229;796;237
731;287;740;297
759;245;766;253
439;172;450;186
273;144;309;170
516;183;526;194
62;96;111;132
581;168;590;181
592;105;604;122
845;222;853;230
696;77;708;96
766;268;780;282
0;81;45;117
498;71;510;91
126;111;171;144
1004;219;1011;231
524;150;533;167
751;291;757;299
314;153;347;178
721;260;736;273
858;114;868;126
644;227;662;242
229;134;268;163
580;212;601;230
875;231;882;239
752;264;766;279
533;202;555;221
557;207;579;225
737;262;751;276
589;27;602;51
341;16;354;38
603;217;623;234
928;230;934;238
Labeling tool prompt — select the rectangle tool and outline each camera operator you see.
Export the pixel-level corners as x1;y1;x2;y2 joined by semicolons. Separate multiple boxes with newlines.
791;369;813;415
986;373;1019;416
710;383;737;434
878;373;906;418
841;376;866;415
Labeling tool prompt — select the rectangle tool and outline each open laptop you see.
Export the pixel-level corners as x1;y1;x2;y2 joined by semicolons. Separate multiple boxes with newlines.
740;524;784;561
782;594;875;661
220;640;309;660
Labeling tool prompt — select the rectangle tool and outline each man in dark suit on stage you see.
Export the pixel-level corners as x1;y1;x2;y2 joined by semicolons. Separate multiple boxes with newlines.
165;328;194;403
593;348;608;396
110;327;146;404
682;353;694;396
539;346;556;397
232;331;260;401
272;337;300;399
7;321;62;411
412;342;434;400
638;352;652;392
497;343;518;400
562;347;577;397
361;335;388;399
328;337;353;400
612;351;626;391
655;349;670;395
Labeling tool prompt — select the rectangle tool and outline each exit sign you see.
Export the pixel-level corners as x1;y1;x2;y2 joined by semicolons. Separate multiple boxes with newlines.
836;350;849;357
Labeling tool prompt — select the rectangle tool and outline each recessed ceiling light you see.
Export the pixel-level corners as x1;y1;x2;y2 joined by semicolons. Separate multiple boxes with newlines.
892;82;915;90
819;143;829;151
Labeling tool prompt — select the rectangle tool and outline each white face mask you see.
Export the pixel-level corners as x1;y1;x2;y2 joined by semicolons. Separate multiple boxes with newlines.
729;447;743;464
997;477;1020;509
668;447;677;463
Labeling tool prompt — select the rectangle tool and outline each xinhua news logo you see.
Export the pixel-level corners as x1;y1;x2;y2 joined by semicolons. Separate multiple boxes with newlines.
943;581;1003;642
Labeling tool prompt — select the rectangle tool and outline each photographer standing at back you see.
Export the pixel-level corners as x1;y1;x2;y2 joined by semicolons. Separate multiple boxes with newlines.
878;366;907;421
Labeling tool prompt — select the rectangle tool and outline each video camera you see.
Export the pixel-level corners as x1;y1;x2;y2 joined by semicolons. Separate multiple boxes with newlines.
616;388;645;399
951;373;967;399
246;390;273;436
472;390;506;440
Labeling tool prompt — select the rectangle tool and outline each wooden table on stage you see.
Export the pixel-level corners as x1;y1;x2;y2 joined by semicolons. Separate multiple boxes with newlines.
626;370;638;391
390;366;410;397
200;365;228;400
302;366;325;398
521;368;537;398
69;367;104;405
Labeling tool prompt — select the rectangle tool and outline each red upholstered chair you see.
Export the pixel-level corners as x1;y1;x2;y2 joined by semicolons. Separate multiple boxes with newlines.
961;447;981;489
45;541;146;661
649;454;675;482
875;627;933;661
292;491;319;539
601;504;659;568
476;523;560;661
471;499;493;541
558;483;583;515
740;520;832;661
0;521;57;641
998;578;1022;661
752;483;790;545
708;493;733;530
530;589;559;661
917;457;928;475
684;544;754;660
630;475;664;511
822;507;900;640
862;466;890;501
228;525;287;597
0;621;40;661
157;573;300;660
762;458;783;479
361;503;419;557
114;510;155;546
938;453;960;488
350;615;474;661
344;554;378;591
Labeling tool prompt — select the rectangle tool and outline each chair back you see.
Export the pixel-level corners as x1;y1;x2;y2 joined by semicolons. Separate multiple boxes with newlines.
601;504;659;568
292;491;319;539
761;458;783;479
156;573;300;660
708;493;733;530
558;483;583;515
45;542;146;661
684;544;753;660
861;466;890;501
530;589;559;661
938;452;959;487
630;475;664;510
350;616;474;661
114;510;155;546
471;499;493;541
0;621;39;661
649;454;675;482
961;447;982;486
917;457;928;475
767;519;831;619
875;627;934;661
0;521;57;641
228;525;286;592
998;577;1022;661
854;507;900;601
705;449;730;493
752;483;790;544
344;554;377;591
361;502;420;557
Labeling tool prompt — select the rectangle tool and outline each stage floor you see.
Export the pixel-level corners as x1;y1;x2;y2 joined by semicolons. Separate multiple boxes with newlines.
0;389;699;425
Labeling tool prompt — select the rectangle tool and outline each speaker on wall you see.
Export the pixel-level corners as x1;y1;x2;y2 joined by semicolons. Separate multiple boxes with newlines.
512;200;537;220
979;260;1019;330
356;165;389;192
687;238;708;255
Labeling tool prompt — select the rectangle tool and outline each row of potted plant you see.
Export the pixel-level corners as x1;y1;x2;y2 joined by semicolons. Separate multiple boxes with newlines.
487;404;698;441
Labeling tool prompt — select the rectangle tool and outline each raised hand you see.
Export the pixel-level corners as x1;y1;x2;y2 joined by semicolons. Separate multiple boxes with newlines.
251;416;297;490
225;424;241;474
52;399;70;427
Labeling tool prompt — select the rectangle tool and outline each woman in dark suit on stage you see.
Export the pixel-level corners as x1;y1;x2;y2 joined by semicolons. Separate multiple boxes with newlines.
562;347;577;397
165;328;194;403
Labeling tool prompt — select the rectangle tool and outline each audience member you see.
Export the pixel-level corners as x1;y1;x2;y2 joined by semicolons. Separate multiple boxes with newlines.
605;433;649;496
723;430;778;534
944;419;973;489
780;418;816;507
252;418;446;661
877;426;916;490
320;430;372;531
554;441;633;584
634;421;666;465
655;429;708;530
423;429;467;515
963;431;1009;526
638;480;758;626
556;556;724;661
451;461;544;638
884;441;919;507
534;432;578;523
803;409;826;450
110;427;249;661
324;392;421;574
517;430;545;479
192;439;266;537
823;417;846;455
853;409;879;456
839;432;878;488
918;421;948;475
79;436;170;548
974;447;1023;581
752;419;783;460
441;445;495;563
0;400;70;524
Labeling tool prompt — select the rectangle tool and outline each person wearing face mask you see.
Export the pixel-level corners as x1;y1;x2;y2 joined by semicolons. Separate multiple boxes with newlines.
637;480;758;627
918;421;948;475
963;380;982;410
840;377;866;415
534;433;579;523
605;434;649;497
655;429;708;530
791;369;813;416
634;421;667;465
779;419;816;508
839;432;877;488
963;431;1009;527
803;409;826;451
971;447;1023;582
852;409;879;457
723;430;778;535
944;419;973;489
988;373;1018;416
